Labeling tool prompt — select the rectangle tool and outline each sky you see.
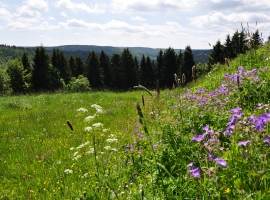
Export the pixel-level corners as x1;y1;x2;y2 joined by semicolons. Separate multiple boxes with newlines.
0;0;270;49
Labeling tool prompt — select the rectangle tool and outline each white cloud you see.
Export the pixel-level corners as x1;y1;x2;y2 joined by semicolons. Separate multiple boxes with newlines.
110;0;197;14
49;17;56;20
60;11;68;17
25;0;49;12
0;7;13;20
131;16;146;21
190;12;270;31
55;0;106;13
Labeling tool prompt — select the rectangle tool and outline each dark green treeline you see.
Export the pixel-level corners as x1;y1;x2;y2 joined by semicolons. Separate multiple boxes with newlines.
3;45;197;94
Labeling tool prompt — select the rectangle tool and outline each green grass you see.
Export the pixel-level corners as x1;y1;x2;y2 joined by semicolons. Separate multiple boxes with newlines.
1;43;270;199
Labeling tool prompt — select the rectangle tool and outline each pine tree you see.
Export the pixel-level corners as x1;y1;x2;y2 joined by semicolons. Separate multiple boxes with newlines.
51;49;71;84
210;40;224;64
182;45;195;83
75;56;85;77
85;51;104;89
121;48;137;89
162;47;177;88
69;55;76;77
145;56;155;88
139;54;147;86
99;50;111;88
231;30;240;58
224;34;233;59
110;54;123;89
156;50;164;89
32;46;50;91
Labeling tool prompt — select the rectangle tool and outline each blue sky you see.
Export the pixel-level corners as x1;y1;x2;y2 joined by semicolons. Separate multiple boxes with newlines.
0;0;269;49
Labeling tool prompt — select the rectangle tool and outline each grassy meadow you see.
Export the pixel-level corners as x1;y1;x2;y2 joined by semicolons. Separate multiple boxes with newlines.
1;43;270;199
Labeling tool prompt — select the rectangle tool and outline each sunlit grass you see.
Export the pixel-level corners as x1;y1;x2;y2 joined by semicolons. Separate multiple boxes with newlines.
1;43;270;199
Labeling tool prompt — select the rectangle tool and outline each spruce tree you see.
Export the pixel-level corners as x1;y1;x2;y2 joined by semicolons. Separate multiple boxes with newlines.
110;54;123;89
182;45;195;83
85;51;104;89
156;50;164;89
32;46;50;91
99;50;111;88
121;48;137;89
162;47;177;88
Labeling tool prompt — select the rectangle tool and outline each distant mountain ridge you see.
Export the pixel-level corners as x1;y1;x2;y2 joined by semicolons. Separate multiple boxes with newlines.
0;44;211;67
42;45;211;64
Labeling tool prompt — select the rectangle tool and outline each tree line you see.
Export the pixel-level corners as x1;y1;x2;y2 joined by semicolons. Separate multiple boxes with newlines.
0;45;196;94
208;27;264;65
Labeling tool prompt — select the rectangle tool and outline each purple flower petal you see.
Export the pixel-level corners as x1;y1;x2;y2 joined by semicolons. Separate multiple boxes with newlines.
238;140;251;147
215;158;227;168
192;134;205;142
189;167;200;178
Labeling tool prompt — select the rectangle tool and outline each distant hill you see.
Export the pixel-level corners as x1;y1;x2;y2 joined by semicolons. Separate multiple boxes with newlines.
43;45;211;64
0;44;211;67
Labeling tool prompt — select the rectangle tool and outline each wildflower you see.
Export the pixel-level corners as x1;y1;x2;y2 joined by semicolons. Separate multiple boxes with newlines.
103;128;109;132
225;188;230;193
238;140;251;148
214;158;227;168
84;116;95;123
192;134;205;142
263;135;270;146
85;126;93;132
106;138;118;143
104;146;112;150
77;141;90;149
72;155;82;160
92;122;103;128
189;167;200;178
208;152;216;162
77;108;88;113
187;162;196;167
91;104;103;115
81;173;88;178
86;148;94;154
64;169;73;174
70;147;75;150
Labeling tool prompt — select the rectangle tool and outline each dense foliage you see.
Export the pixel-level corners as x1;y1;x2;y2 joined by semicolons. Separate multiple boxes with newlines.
0;45;198;94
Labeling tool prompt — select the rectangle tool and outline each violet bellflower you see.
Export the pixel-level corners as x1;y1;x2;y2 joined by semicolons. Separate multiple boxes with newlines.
214;158;227;168
187;162;200;178
238;140;251;148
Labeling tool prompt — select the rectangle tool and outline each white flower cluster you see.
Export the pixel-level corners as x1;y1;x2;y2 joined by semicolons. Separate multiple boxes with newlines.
77;108;88;113
91;104;103;115
86;148;94;154
92;122;103;128
84;116;95;123
106;134;118;143
64;169;73;174
77;141;90;149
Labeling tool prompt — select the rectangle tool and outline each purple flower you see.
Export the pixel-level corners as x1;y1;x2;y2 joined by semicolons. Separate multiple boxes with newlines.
208;152;216;162
238;140;251;147
263;136;270;146
192;134;205;142
214;158;227;168
189;167;200;178
187;162;195;167
229;107;242;113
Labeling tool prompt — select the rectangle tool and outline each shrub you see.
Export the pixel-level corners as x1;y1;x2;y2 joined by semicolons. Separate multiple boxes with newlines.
66;75;91;92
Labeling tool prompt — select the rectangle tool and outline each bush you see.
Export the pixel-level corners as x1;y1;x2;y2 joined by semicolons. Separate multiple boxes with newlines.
66;75;91;92
0;68;12;95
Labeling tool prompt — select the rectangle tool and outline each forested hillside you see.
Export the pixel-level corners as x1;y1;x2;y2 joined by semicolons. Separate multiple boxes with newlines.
0;27;263;95
0;44;210;68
